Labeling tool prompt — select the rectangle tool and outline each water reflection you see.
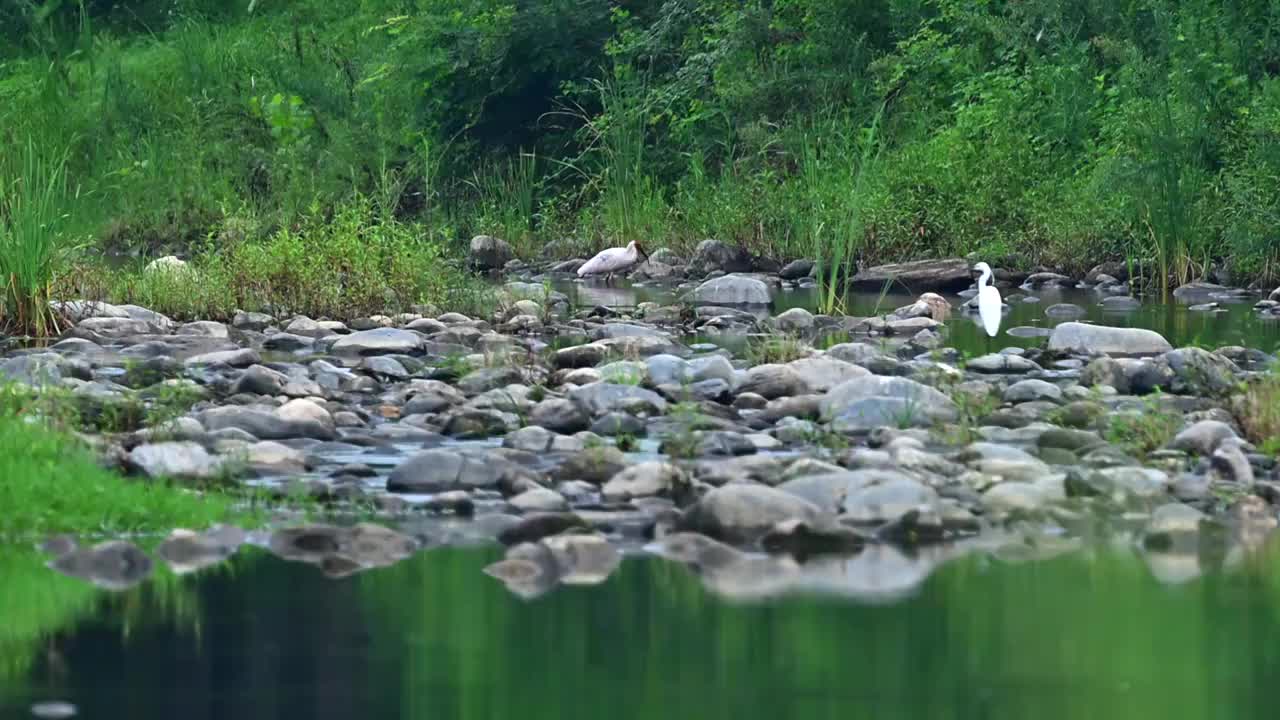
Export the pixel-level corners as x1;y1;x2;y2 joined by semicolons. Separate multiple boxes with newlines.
551;278;1280;356
8;535;1280;720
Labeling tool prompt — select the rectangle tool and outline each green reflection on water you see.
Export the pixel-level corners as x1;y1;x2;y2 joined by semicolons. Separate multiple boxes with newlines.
8;540;1280;720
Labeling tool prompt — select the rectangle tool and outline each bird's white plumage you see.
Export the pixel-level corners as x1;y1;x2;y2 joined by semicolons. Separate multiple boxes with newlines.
973;261;1002;337
578;241;647;277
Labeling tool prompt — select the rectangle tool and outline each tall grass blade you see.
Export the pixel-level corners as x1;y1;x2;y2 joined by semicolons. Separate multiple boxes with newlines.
0;138;73;337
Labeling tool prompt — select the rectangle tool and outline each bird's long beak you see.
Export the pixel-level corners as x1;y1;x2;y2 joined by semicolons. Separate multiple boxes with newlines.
636;243;649;263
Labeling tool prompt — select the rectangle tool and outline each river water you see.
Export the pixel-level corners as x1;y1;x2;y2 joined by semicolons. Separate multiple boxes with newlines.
563;280;1280;356
3;539;1280;720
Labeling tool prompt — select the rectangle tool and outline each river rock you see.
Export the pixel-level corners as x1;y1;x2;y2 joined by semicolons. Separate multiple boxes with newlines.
967;353;1041;374
127;442;224;480
689;239;753;275
820;376;957;430
680;484;823;543
602;461;687;500
553;447;628;484
774;307;815;332
331;328;423;355
786;356;869;392
1163;347;1239;396
0;353;69;385
184;348;261;368
1048;322;1172;357
387;449;530;493
1022;272;1073;290
691;275;771;306
779;259;815;280
569;383;667;417
469;235;514;270
1100;295;1142;311
1211;443;1254;484
1170;420;1239;456
738;364;810;399
849;258;971;293
231;364;288;396
197;406;336;440
530;398;591;433
555;344;608;369
1004;379;1063;403
510;487;569;513
842;478;940;524
1045;303;1086;318
403;380;466;414
777;470;904;514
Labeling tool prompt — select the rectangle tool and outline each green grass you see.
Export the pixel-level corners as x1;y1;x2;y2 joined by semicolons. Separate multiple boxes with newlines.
745;336;809;365
1105;393;1180;459
0;394;235;541
1235;369;1280;457
0;138;75;336
90;199;491;321
1;0;1280;328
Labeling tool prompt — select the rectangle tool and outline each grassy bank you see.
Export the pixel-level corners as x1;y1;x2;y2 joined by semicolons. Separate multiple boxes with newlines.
3;0;1280;333
0;392;235;540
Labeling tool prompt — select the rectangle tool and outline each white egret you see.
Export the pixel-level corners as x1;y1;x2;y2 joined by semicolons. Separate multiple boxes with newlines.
973;261;1002;337
577;241;649;282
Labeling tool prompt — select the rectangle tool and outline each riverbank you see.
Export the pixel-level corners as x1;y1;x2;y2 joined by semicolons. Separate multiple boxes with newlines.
5;1;1280;331
6;247;1278;596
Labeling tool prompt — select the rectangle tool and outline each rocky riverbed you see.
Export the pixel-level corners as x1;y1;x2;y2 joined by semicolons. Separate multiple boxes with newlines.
13;239;1280;599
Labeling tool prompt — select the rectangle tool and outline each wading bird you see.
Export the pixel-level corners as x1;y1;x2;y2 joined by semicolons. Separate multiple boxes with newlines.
577;241;649;282
973;261;1003;338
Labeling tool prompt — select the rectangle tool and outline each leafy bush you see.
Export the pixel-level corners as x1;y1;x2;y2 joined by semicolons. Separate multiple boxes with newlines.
99;200;491;320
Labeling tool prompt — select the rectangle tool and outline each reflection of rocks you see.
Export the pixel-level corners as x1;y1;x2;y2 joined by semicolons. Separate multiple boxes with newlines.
156;525;246;574
268;523;419;578
47;540;154;591
485;532;621;599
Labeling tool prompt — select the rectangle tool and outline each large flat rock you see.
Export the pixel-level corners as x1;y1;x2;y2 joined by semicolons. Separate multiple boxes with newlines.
849;258;972;293
1047;322;1172;357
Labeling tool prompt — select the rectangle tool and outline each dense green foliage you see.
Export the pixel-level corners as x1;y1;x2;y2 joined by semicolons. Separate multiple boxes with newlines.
0;388;234;539
3;0;1280;299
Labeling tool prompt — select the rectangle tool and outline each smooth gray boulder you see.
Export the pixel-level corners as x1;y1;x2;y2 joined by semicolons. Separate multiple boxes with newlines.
602;462;687;500
738;364;810;399
469;235;514;270
786;356;869;393
569;383;667;417
820;376;957;430
197;406;336;440
530;398;591;433
691;275;771;306
127;442;224;480
1048;322;1172;357
331;328;424;356
387;449;529;493
688;239;753;275
1170;420;1239;456
680;484;823;543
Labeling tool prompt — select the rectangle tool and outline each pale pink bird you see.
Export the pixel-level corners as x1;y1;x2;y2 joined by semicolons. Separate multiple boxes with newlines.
576;241;649;282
